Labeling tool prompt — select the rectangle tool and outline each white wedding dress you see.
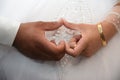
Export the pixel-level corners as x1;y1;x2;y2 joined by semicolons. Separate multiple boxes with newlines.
0;0;120;80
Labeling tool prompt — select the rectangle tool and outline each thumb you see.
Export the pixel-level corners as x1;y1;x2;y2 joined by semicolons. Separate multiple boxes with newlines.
41;21;63;31
63;19;78;30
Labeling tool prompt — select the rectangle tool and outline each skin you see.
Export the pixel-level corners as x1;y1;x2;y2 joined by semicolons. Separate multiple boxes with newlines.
13;21;65;60
13;2;120;60
63;19;117;57
12;20;118;60
64;3;120;57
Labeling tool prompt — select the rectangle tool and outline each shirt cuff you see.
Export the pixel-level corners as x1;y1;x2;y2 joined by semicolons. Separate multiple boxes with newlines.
0;16;20;46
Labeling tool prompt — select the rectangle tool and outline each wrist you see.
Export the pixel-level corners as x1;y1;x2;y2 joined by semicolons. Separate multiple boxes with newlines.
101;21;117;42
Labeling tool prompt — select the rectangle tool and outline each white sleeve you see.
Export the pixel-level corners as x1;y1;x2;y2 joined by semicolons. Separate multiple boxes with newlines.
104;5;120;33
0;16;20;46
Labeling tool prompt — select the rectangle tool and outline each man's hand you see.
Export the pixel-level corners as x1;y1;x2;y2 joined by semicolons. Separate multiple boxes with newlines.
13;21;65;60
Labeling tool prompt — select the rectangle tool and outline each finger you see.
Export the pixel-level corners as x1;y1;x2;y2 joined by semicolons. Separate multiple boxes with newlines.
65;42;75;56
66;37;87;57
69;38;77;49
50;40;57;45
70;35;82;43
50;40;65;51
69;37;77;42
48;40;65;60
58;18;64;24
69;42;77;49
57;40;65;53
73;38;87;57
34;40;64;61
65;35;82;55
38;21;63;31
62;19;78;30
69;35;82;49
39;37;65;56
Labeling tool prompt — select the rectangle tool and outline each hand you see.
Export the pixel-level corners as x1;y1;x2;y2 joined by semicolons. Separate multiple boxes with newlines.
13;21;65;60
63;20;117;57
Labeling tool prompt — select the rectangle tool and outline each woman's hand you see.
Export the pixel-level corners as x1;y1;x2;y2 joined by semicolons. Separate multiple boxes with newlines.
13;21;65;60
63;20;117;57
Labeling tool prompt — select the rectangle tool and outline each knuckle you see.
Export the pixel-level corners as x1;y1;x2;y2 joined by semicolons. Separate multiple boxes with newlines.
72;52;79;57
85;52;92;57
56;47;65;53
53;52;65;61
54;56;62;61
72;54;79;57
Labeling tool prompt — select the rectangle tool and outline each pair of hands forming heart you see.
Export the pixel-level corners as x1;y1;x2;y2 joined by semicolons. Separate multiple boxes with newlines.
13;19;117;61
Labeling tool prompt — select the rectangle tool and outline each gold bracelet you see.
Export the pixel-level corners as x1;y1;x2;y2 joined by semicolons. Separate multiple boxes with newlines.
97;23;107;46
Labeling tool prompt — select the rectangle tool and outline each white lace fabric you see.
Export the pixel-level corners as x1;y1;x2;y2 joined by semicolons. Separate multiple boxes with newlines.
45;0;94;79
45;1;120;80
1;0;120;80
105;6;120;32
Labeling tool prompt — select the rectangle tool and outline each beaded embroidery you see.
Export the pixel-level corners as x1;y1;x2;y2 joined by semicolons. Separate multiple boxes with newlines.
105;6;120;32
